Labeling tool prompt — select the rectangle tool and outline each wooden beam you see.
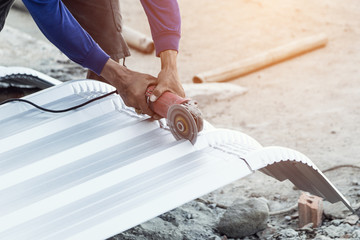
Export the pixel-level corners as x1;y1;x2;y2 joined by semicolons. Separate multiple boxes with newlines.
122;26;154;54
193;33;328;83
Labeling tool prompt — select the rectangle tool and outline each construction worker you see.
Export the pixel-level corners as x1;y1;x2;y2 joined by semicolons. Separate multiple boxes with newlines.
0;0;185;119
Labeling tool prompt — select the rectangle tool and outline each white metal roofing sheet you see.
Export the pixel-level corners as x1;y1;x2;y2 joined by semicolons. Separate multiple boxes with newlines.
0;66;62;88
0;79;353;240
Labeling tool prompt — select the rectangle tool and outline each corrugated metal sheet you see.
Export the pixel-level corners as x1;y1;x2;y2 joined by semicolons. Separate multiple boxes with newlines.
0;79;353;240
0;66;62;88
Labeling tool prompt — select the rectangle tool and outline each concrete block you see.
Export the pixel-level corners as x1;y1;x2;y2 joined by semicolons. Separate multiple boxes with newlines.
298;192;323;228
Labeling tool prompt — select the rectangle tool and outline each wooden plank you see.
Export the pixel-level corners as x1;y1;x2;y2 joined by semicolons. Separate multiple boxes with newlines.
122;26;154;54
193;33;328;83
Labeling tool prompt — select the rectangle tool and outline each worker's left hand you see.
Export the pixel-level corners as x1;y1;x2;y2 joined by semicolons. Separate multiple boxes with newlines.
100;58;158;118
149;50;185;102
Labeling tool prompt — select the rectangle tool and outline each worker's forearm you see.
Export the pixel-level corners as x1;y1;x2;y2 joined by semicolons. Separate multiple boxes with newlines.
100;58;130;86
102;50;179;86
160;50;178;70
151;49;184;100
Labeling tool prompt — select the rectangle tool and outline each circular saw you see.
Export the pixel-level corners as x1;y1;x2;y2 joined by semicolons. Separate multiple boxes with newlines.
146;86;203;144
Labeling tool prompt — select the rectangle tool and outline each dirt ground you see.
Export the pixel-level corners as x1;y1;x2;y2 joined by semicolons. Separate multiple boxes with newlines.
1;0;359;238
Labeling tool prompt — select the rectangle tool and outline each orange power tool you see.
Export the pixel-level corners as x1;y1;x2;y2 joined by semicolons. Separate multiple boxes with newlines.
146;86;203;144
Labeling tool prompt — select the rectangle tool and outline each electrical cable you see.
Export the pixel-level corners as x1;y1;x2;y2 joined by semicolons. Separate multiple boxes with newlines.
323;164;360;173
0;90;117;113
269;204;298;216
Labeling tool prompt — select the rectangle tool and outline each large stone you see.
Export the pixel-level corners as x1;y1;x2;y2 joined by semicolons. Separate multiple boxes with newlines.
217;198;269;238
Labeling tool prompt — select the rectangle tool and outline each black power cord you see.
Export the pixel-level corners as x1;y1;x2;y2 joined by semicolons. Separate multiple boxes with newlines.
0;90;117;113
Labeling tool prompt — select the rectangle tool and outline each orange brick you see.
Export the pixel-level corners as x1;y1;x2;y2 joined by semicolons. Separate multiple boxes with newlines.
298;192;323;228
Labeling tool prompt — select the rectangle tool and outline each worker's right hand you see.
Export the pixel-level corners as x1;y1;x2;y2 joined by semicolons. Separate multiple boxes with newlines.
149;50;185;103
100;58;158;118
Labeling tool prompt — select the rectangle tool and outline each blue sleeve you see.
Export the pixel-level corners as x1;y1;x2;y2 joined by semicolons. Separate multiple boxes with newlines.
22;0;109;75
140;0;181;57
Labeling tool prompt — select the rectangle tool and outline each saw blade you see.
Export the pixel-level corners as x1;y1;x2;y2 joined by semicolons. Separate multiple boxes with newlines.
184;100;203;132
167;104;198;144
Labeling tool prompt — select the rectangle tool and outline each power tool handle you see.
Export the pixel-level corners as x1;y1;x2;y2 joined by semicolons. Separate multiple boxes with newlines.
146;85;188;118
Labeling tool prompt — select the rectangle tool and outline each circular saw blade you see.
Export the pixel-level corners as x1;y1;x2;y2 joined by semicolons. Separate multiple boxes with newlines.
167;104;198;144
186;101;203;132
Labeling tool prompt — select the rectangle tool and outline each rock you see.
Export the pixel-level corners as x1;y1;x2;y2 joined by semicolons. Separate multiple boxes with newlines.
217;198;269;238
351;180;360;186
322;225;341;238
330;219;343;226
139;218;183;240
344;214;359;225
209;203;217;209
291;212;299;219
195;201;212;213
159;212;179;227
275;229;299;239
322;224;353;238
256;225;277;239
257;197;270;206
242;237;252;240
207;236;221;240
115;218;183;240
352;229;360;238
273;194;281;200
323;201;352;219
313;236;332;240
300;222;314;232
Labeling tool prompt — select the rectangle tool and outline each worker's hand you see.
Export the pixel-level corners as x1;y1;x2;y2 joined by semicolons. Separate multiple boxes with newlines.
100;58;158;118
149;50;185;102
